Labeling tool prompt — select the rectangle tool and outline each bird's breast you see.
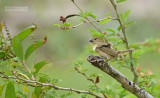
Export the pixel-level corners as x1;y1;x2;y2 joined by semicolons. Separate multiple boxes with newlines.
93;44;98;51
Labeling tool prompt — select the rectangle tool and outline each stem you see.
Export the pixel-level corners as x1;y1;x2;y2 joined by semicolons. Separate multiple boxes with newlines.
22;60;31;74
31;35;37;72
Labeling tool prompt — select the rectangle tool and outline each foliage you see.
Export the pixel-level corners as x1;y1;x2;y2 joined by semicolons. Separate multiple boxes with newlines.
0;0;160;98
0;23;48;97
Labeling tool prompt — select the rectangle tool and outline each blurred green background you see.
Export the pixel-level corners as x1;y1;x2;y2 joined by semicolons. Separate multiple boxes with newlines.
0;0;160;97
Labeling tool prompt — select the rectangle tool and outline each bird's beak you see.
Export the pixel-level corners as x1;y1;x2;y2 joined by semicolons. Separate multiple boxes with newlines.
89;39;93;43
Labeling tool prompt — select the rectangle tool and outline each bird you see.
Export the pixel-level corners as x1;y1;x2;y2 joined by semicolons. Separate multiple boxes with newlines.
89;37;132;60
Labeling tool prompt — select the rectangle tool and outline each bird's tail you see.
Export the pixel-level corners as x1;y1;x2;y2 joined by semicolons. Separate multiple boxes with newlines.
117;49;134;54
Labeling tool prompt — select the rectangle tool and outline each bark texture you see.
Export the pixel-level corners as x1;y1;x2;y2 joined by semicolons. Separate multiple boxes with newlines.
87;55;154;98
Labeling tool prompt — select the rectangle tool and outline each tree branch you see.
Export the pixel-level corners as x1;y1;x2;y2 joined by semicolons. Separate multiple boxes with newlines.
0;73;102;98
108;0;138;85
87;55;154;98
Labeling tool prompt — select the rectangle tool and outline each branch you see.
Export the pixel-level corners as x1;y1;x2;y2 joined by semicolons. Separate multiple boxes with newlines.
87;55;154;98
108;0;138;85
0;73;102;98
74;67;107;98
69;17;117;29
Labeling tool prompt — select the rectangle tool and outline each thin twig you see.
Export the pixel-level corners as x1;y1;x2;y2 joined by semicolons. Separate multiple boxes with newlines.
22;60;36;81
0;73;102;98
70;17;117;29
75;67;107;98
108;0;138;85
22;60;31;74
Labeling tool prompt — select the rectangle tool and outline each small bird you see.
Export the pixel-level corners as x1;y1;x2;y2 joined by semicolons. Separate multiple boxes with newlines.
89;37;132;60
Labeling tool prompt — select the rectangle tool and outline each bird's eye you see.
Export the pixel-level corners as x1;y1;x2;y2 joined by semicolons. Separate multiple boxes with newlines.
94;38;97;40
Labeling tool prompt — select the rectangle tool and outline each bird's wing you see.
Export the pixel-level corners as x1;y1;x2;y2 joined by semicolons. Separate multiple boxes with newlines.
97;45;118;57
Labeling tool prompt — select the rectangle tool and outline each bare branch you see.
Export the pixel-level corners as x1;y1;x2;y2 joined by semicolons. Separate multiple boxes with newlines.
87;55;154;98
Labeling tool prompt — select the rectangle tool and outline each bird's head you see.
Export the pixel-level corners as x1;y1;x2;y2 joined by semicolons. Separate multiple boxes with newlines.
89;37;105;45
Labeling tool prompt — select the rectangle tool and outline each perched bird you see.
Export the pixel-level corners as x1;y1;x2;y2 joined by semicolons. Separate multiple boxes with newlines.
89;37;132;60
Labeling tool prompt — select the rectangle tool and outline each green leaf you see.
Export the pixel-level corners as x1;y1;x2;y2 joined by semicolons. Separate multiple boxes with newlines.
73;59;84;66
12;36;23;59
88;85;96;91
120;13;124;22
100;19;111;25
34;60;48;74
116;0;127;3
89;73;98;78
90;29;103;38
124;10;130;21
5;82;16;98
117;26;122;31
0;84;5;96
106;33;115;36
108;37;118;41
62;22;72;27
54;24;60;28
12;24;36;60
125;21;136;26
106;28;116;34
120;10;130;22
117;40;123;44
17;25;37;41
34;87;41;98
79;11;96;19
106;28;116;36
25;40;45;60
